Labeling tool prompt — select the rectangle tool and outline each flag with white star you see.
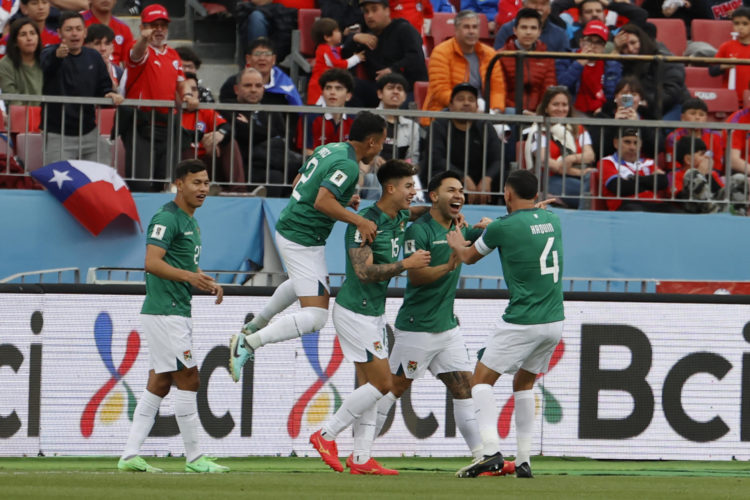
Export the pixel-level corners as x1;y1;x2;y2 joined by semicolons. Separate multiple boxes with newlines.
30;160;141;236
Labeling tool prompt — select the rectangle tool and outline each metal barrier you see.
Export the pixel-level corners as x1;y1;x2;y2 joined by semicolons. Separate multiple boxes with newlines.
0;267;80;284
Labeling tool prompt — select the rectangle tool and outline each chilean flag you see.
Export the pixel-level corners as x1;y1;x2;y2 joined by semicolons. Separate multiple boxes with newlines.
31;160;141;236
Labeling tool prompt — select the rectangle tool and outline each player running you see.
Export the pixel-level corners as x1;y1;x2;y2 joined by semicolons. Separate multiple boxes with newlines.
229;111;387;382
447;169;564;479
118;160;228;474
309;160;431;475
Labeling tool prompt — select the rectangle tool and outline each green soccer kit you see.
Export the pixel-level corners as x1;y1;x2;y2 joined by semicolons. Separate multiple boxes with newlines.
276;142;360;247
141;201;201;318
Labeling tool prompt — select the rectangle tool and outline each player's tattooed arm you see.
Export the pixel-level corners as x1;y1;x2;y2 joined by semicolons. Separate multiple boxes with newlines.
349;247;431;283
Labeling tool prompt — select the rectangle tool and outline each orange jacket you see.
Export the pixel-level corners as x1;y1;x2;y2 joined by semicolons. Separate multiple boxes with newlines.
422;37;506;122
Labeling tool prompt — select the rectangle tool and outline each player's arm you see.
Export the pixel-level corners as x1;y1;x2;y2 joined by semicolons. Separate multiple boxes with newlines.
406;255;459;286
197;266;224;304
349;246;431;283
145;245;220;294
314;187;377;243
446;228;485;265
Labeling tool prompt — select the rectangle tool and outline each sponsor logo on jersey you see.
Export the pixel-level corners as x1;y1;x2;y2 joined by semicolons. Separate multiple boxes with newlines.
373;341;383;354
184;231;194;235
183;350;192;361
433;239;448;245
406;360;418;374
151;224;166;240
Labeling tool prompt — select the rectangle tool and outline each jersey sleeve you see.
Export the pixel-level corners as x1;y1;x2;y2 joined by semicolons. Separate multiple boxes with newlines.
403;222;428;257
477;218;505;254
145;211;176;250
463;225;485;243
345;221;362;249
320;158;359;198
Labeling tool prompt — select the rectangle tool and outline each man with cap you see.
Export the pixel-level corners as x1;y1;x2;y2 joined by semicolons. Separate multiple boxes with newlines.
341;0;427;107
556;20;622;115
121;3;199;192
421;82;503;205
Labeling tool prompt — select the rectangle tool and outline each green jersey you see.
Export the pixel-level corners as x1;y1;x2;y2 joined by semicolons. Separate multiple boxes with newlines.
478;208;564;325
141;201;201;317
336;205;409;316
276;142;360;246
395;213;482;333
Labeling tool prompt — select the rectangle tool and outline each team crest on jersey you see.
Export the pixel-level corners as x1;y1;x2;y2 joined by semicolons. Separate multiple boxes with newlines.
183;350;192;361
115;35;124;45
373;341;383;354
173;60;179;70
406;360;418;374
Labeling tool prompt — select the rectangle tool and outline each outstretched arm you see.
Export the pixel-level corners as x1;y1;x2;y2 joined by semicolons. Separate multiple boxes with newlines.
446;228;484;264
349;246;431;283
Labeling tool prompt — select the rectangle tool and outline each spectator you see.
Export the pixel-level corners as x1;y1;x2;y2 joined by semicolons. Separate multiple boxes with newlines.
231;67;300;196
556;20;621;115
709;7;750;106
590;76;661;161
41;11;120;163
219;37;302;107
598;127;671;212
81;0;133;66
0;0;60;59
390;0;434;35
432;0;457;13
421;82;503;204
84;24;122;89
307;17;365;105
613;22;689;120
319;0;363;37
423;9;506;120
669;136;748;215
175;46;215;103
552;0;648;49
664;97;724;173
360;72;423;199
121;4;196;192
342;0;427;107
235;0;297;63
524;86;596;208
0;17;43;105
494;0;570;53
298;68;355;155
499;8;556;114
725;106;750;174
461;0;496;33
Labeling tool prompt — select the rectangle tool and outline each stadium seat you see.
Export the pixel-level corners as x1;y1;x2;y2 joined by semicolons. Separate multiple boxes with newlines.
9;105;41;134
15;133;44;171
111;137;126;177
648;18;686;56
685;66;723;88
478;14;493;45
199;2;228;15
430;12;457;47
414;81;429;109
690;19;733;51
96;108;116;136
689;87;738;120
288;8;321;97
589;169;607;211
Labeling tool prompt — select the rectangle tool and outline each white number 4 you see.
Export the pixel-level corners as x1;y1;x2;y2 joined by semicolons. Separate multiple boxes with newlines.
540;236;559;283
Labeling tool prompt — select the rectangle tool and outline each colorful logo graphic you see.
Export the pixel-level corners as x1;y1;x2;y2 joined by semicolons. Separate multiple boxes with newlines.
497;340;565;438
287;331;344;438
80;312;140;437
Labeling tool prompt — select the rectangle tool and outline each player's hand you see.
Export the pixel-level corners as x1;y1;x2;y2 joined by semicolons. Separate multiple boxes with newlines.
349;193;361;210
213;285;224;304
473;217;493;229
56;43;69;58
446;227;469;252
454;212;468;228
356;217;377;245
140;27;154;40
535;197;557;209
403;249;431;269
447;250;461;270
189;272;218;293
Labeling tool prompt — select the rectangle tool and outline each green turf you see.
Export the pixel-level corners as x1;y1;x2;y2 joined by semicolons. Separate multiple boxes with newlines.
1;457;749;500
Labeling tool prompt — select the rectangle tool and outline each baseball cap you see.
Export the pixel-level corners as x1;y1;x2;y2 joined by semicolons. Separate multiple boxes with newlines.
620;127;639;138
359;0;388;6
582;20;608;41
451;82;479;100
142;4;170;24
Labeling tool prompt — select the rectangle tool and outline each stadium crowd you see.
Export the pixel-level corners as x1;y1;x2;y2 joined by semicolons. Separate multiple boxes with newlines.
1;0;750;213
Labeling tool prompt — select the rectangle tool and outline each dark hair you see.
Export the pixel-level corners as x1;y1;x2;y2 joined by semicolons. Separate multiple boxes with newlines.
245;36;275;55
505;169;538;200
175;46;202;69
377;159;417;186
349;111;386;142
732;6;750;20
319;67;354;93
59;10;85;29
681;96;708;113
618;23;657;55
312;17;340;46
376;72;409;92
84;23;114;44
175;159;208;180
6;17;40;69
675;136;707;167
537;86;572;117
427;170;463;194
617;127;639;139
614;75;645;98
515;7;542;26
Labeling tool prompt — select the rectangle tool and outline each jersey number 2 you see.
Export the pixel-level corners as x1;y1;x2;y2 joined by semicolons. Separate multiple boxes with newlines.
291;157;319;201
540;237;559;283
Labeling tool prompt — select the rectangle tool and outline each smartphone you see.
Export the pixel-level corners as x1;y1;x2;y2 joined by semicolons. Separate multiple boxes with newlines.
621;94;634;109
347;24;361;34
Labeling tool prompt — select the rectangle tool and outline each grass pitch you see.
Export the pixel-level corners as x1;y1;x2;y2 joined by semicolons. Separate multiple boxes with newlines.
1;456;749;500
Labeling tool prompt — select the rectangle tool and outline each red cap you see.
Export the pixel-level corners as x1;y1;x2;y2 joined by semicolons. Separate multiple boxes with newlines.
142;4;170;24
582;20;608;41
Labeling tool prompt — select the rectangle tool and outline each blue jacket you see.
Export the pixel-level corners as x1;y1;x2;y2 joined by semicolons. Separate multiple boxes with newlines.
460;0;497;20
266;66;303;106
557;58;622;106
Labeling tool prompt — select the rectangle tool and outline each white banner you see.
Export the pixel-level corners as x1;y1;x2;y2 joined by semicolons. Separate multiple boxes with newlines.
1;293;749;460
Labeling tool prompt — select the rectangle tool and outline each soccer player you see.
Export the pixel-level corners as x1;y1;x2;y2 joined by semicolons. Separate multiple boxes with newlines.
229;111;386;382
447;169;564;479
118;160;229;474
371;171;491;463
309;159;431;475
